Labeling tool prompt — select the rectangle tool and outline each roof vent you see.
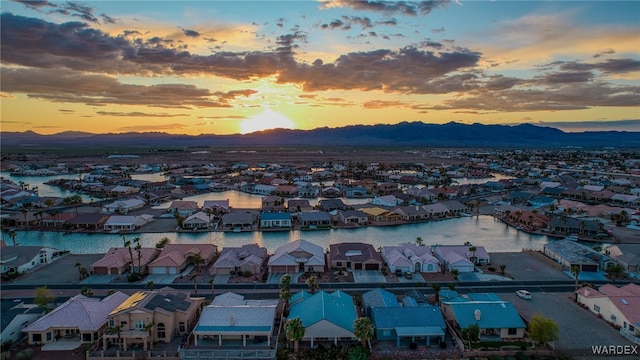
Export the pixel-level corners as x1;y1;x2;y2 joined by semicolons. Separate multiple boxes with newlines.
474;309;481;321
621;299;628;305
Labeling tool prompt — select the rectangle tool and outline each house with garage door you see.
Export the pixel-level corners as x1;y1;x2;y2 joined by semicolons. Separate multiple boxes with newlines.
148;244;217;275
209;244;267;275
267;239;325;273
91;247;160;275
382;243;440;274
329;242;383;271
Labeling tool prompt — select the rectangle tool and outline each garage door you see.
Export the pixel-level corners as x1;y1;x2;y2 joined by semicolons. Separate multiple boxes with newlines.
581;264;598;272
151;267;167;275
365;264;379;270
271;266;287;273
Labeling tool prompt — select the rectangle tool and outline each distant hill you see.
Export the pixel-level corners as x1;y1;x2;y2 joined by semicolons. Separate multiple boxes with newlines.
1;122;639;148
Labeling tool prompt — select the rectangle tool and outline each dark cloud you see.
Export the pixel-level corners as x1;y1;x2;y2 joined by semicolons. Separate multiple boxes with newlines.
96;111;189;117
483;75;524;90
181;28;200;37
538;71;594;84
362;100;407;108
593;49;615;58
0;67;255;108
100;13;117;24
321;19;345;29
12;0;52;9
431;27;445;33
557;58;640;74
320;0;450;16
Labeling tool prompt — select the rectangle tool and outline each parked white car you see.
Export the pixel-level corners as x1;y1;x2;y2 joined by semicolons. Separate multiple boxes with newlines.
516;290;531;300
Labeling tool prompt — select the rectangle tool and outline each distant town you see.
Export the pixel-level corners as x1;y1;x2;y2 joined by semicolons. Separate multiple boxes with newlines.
1;147;640;360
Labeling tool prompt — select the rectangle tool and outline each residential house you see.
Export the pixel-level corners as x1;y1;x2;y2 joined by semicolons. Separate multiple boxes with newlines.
210;244;267;275
103;289;204;351
371;195;401;208
605;244;640;272
67;213;109;230
576;283;640;340
1;300;43;345
329;242;383;271
287;290;358;347
103;214;153;231
359;207;402;222
182;211;211;229
337;210;368;225
41;213;75;228
393;205;430;221
148;244;217;275
202;200;230;214
375;182;398;196
343;187;369;198
371;305;446;347
252;184;277;196
406;187;436;203
362;288;400;317
287;199;313;213
422;203;450;218
433;244;490;267
109;185;139;197
102;198;146;214
548;216;605;237
220;211;256;231
23;292;129;347
381;244;440;274
260;212;292;230
320;187;342;198
261;195;286;212
189;293;278;351
273;184;299;197
299;211;332;229
267;239;325;273
0;246;62;275
441;293;526;340
91;247;160;275
442;200;468;216
544;239;614;272
317;199;348;212
168;201;199;217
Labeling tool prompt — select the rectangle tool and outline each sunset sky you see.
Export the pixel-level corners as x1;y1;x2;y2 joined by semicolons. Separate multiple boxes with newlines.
1;0;639;135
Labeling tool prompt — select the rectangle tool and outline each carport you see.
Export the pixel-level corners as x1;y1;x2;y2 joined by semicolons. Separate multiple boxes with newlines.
395;326;445;347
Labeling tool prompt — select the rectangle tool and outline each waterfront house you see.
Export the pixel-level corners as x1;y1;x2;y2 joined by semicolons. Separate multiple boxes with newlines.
441;293;526;340
261;195;286;212
371;195;401;208
0;245;62;275
359;206;402;222
202;199;230;214
337;210;368;225
433;244;490;267
287;290;358;348
220;211;256;231
543;239;614;272
182;211;211;229
393;205;430;221
267;239;325;273
406;187;436;203
109;185;139;197
442;200;468;216
329;242;383;271
41;212;75;228
576;284;640;340
287;199;312;213
102;198;146;214
103;214;153;231
299;211;331;229
362;288;400;316
91;247;160;275
0;300;43;345
190;293;278;350
382;243;440;274
168;200;199;217
605;244;640;272
260;212;292;230
317;198;348;212
422;203;450;218
210;243;267;275
371;305;446;347
148;244;217;275
103;288;204;351
67;213;109;230
23;292;129;347
273;184;299;197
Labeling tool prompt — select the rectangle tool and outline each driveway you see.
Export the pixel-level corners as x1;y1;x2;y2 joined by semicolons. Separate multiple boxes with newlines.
352;270;387;283
502;291;636;358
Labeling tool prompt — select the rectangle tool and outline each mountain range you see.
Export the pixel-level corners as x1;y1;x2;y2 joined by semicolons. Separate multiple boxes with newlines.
2;122;639;148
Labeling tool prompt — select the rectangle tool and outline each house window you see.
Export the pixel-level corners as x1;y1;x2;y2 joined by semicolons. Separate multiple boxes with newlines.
83;333;92;342
594;304;600;313
157;323;166;339
336;262;342;267
508;328;517;335
46;333;52;341
308;266;314;272
624;321;628;329
179;322;185;333
630;325;636;332
611;314;617;322
135;320;145;331
108;319;114;327
32;334;42;342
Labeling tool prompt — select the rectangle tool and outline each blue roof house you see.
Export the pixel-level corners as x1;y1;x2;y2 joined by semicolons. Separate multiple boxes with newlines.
362;288;399;316
441;294;526;339
259;212;292;230
287;290;358;348
371;306;446;347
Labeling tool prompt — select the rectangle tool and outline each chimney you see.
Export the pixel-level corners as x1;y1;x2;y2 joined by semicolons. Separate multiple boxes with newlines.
474;309;481;321
584;288;590;296
230;314;235;326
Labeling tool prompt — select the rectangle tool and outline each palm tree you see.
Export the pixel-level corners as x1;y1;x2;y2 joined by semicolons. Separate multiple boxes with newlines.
189;253;203;271
416;237;424;246
155;237;170;249
190;273;198;295
7;229;17;246
468;246;477;264
279;274;292;315
451;269;460;280
499;264;506;276
121;234;134;273
353;317;374;349
208;278;215;296
75;262;83;280
285;317;305;353
81;287;93;297
571;265;581;290
431;283;441;305
133;237;142;274
447;283;456;290
305;275;318;294
607;264;624;284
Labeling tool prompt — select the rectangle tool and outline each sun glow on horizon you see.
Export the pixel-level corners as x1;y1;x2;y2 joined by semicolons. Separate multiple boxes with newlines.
239;109;296;134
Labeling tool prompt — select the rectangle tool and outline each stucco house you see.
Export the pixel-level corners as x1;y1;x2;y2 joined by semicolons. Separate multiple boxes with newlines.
209;244;267;275
260;212;292;230
103;288;204;351
329;242;383;271
182;211;211;229
381;243;440;274
23;292;129;347
576;283;640;340
91;247;160;275
287;290;358;348
148;244;217;275
267;239;325;273
0;246;63;275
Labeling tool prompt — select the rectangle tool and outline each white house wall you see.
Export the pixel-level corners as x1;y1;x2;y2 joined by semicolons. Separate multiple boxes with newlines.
304;319;355;341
